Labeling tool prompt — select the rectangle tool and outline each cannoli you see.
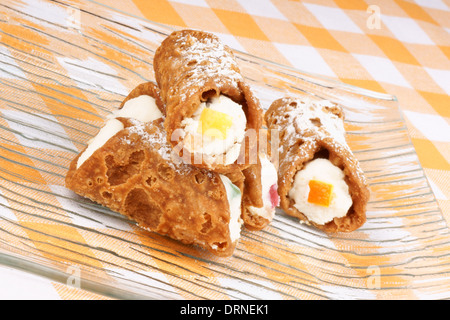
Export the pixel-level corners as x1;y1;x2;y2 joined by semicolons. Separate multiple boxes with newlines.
66;83;244;257
265;97;369;233
153;29;262;173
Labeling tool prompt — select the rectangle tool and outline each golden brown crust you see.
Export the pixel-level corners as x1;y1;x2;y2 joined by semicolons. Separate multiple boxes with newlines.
241;159;268;231
66;82;240;257
153;29;262;174
265;97;370;233
66;119;237;257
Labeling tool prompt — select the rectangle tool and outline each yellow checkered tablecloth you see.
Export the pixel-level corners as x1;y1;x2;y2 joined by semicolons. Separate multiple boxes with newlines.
0;0;448;300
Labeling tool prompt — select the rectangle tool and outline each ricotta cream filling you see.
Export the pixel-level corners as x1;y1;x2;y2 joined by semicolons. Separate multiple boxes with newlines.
219;174;243;243
288;158;352;225
76;95;162;168
248;154;279;221
113;95;163;123
181;95;247;165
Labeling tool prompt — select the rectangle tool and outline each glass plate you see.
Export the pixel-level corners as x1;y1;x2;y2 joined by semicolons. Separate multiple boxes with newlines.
0;0;449;300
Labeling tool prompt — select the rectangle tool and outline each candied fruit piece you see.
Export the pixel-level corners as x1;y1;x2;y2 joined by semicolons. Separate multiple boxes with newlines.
198;108;232;139
269;184;279;208
308;180;333;207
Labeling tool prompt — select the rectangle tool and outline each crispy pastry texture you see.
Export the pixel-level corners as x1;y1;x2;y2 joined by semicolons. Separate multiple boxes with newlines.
66;118;240;257
66;83;241;257
241;158;265;231
153;29;262;173
265;97;370;233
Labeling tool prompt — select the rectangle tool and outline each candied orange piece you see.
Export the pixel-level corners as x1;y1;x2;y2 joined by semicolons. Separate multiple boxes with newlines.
308;180;333;207
198;108;232;139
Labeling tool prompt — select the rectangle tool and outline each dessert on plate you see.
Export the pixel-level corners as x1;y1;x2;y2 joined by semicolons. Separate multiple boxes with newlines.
265;97;369;232
65;28;370;258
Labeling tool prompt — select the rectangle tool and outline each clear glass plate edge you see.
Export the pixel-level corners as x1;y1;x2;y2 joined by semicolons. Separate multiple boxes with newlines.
0;0;447;300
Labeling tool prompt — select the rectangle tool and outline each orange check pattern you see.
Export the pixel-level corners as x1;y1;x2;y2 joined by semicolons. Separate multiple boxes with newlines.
0;0;449;300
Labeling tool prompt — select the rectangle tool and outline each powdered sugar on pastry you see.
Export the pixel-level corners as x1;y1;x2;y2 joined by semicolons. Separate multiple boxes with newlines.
271;97;366;185
174;32;243;101
279;98;347;153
